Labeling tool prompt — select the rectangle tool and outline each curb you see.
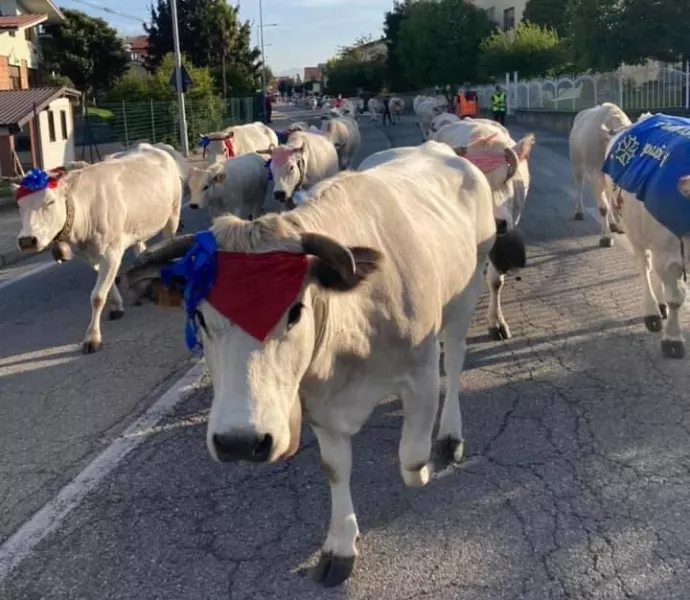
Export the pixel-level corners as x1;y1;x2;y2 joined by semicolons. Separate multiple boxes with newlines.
0;247;33;269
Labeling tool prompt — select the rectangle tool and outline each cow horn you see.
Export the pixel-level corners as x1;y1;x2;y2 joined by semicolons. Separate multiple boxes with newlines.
301;232;356;280
129;233;196;271
504;147;519;182
291;142;305;153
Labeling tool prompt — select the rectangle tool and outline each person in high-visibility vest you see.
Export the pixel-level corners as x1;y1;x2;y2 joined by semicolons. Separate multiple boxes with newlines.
456;85;478;119
491;84;507;125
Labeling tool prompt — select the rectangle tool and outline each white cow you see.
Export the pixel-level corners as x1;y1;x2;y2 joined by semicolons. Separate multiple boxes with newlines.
186;153;273;220
200;122;279;163
415;96;450;139
268;130;340;207
390;96;405;122
119;139;526;586
429;112;460;136
320;115;361;170
367;97;382;121
601;113;690;359
14;144;183;353
569;102;630;246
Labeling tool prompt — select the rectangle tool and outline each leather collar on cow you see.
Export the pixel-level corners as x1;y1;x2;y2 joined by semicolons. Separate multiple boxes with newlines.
54;194;75;245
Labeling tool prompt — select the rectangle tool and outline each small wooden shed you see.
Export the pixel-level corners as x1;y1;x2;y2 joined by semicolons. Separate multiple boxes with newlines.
0;86;81;177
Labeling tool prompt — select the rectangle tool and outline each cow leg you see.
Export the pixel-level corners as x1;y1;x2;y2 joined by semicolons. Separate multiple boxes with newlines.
311;426;359;587
398;341;440;487
107;284;125;321
651;266;667;320
594;177;614;247
436;265;484;466
630;243;663;333
572;165;586;221
83;247;124;354
132;241;147;257
486;262;510;340
653;257;686;359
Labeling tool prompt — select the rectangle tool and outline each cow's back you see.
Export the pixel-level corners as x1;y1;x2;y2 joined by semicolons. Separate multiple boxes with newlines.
291;142;495;342
231;122;278;155
73;147;180;240
570;103;631;170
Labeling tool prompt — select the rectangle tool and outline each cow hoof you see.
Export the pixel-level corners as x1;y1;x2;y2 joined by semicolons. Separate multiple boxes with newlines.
434;436;465;469
644;315;663;333
82;340;101;354
109;309;125;321
599;236;614;248
488;324;511;341
574;211;584;221
401;464;430;487
661;339;685;359
610;223;625;234
659;303;668;319
312;552;356;587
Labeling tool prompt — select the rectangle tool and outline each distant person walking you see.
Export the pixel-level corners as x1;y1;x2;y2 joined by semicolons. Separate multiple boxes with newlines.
491;84;507;126
264;92;273;124
382;94;393;125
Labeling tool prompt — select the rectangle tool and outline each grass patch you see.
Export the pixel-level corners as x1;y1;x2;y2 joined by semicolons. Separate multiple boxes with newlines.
85;106;115;120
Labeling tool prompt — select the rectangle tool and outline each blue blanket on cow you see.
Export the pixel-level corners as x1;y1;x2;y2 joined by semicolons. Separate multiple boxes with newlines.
601;113;690;238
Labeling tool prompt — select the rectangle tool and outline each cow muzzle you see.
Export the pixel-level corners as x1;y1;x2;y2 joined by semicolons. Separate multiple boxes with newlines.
211;431;273;463
17;236;38;252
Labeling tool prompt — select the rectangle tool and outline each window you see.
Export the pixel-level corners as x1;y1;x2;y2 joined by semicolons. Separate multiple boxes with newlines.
503;7;515;31
9;66;21;90
60;110;68;140
485;7;496;22
47;110;56;142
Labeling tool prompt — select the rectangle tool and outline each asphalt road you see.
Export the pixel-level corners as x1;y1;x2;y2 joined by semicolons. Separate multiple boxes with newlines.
1;107;690;600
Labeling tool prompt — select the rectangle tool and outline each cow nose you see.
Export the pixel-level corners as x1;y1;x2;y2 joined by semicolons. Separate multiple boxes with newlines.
212;432;273;463
17;236;38;251
274;190;287;202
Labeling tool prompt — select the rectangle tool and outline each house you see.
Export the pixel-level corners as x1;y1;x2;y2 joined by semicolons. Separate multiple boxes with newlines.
123;35;149;75
353;38;387;62
0;1;82;176
303;66;322;82
465;0;523;30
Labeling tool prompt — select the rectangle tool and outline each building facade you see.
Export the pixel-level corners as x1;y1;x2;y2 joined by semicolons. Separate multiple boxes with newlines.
123;35;149;75
465;0;525;30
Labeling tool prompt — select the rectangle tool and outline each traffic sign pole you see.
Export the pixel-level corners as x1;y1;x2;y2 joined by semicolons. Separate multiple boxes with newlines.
170;0;189;156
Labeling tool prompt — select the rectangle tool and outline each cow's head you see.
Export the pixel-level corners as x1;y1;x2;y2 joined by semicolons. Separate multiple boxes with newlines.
270;143;306;203
118;215;383;464
14;168;71;253
200;131;235;162
187;163;226;211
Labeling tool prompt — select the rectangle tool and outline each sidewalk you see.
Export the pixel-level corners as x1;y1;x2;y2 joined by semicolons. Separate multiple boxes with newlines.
0;205;26;268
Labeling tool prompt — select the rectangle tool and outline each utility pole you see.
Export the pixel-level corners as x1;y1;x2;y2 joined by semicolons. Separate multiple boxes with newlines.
170;0;189;156
258;0;267;122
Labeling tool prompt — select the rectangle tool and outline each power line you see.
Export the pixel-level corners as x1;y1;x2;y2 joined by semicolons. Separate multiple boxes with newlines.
67;0;146;23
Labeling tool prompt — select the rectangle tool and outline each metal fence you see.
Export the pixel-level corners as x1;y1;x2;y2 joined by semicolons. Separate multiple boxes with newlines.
72;96;258;151
475;62;690;113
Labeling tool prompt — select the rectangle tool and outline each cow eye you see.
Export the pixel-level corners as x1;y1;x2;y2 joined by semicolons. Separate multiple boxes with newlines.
202;184;209;191
45;199;55;207
287;303;303;329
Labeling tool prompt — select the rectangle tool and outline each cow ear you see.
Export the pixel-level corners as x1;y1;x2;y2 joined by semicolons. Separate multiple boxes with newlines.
212;171;226;184
301;232;383;292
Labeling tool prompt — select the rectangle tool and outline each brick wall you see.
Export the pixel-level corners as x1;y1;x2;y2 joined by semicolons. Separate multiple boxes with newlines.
0;56;10;91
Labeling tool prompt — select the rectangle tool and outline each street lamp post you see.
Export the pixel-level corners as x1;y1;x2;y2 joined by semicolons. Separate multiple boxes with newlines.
170;0;189;156
258;0;267;122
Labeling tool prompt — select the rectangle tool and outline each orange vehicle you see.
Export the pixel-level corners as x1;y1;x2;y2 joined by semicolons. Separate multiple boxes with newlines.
456;87;478;119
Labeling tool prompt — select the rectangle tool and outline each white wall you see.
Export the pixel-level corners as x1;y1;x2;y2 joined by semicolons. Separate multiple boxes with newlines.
38;97;75;170
0;1;41;69
468;0;526;28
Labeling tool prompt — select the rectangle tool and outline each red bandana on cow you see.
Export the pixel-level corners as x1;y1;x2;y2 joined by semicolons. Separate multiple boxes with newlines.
462;132;509;173
223;138;235;159
15;178;58;202
206;251;309;341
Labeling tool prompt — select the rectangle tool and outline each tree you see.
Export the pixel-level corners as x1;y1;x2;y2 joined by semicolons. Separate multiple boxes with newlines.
324;39;387;96
479;22;569;80
145;0;262;93
566;0;622;72
617;0;689;65
395;0;494;91
41;9;128;100
383;1;411;92
523;0;570;37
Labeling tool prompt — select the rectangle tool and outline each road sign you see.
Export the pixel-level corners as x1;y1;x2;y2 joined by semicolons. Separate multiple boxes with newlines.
169;65;193;93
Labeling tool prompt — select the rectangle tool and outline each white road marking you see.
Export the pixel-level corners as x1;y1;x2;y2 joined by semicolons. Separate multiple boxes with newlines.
0;359;206;582
0;260;55;292
537;165;555;178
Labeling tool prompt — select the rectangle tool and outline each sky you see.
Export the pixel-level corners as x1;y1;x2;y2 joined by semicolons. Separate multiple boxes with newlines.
56;0;394;75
